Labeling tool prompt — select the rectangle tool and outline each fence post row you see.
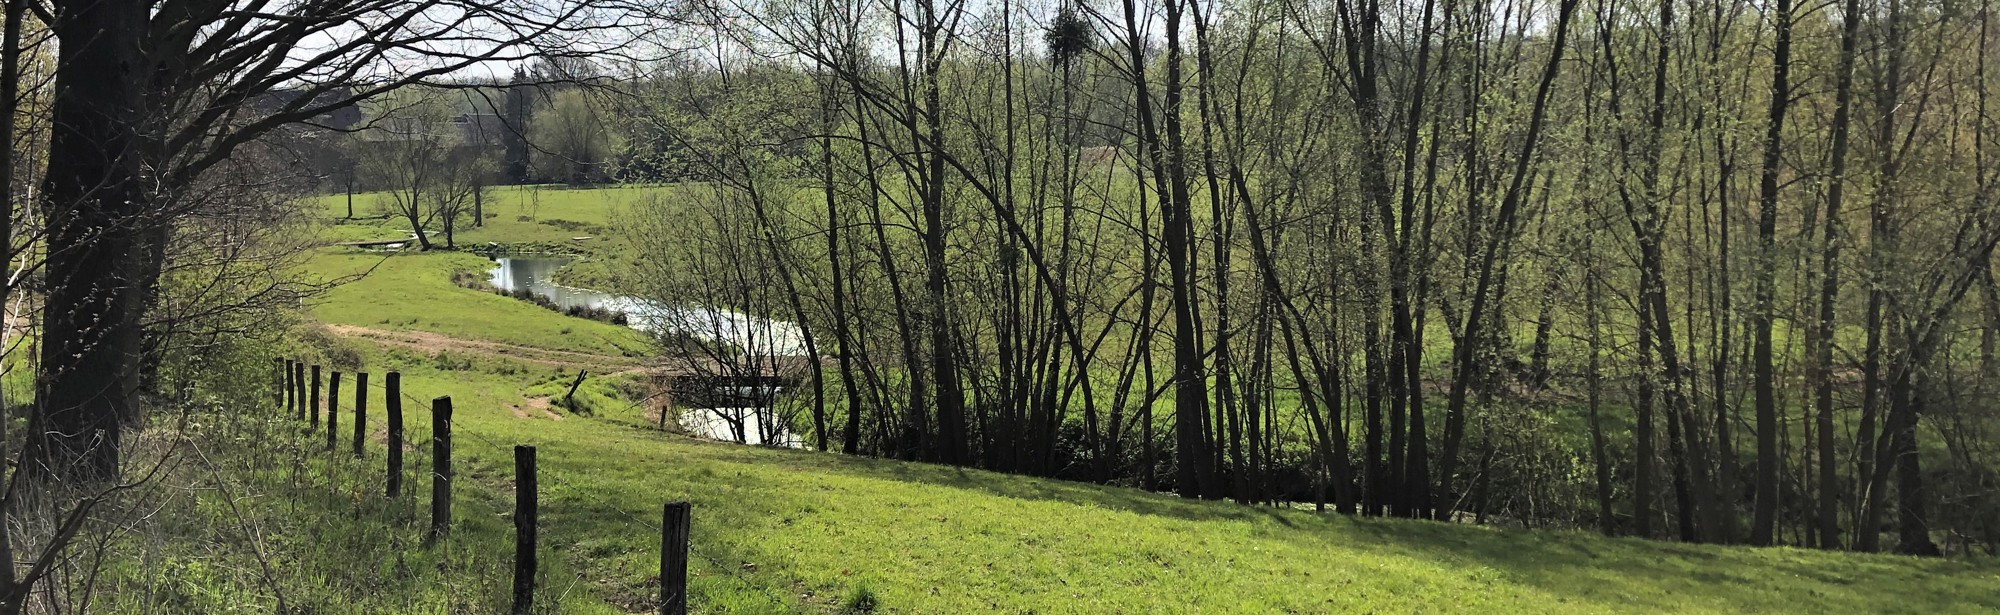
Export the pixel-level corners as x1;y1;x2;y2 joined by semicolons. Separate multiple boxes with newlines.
328;371;341;450
387;372;404;497
271;361;687;612
660;501;691;615
354;372;369;458
513;445;538;615
428;395;452;545
309;365;322;430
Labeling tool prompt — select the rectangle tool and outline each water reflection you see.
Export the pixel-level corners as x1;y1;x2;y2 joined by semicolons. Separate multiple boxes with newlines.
486;256;805;448
487;256;807;357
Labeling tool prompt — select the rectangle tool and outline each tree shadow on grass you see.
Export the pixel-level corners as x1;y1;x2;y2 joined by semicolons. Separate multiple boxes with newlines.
1310;511;2000;613
597;427;2000;613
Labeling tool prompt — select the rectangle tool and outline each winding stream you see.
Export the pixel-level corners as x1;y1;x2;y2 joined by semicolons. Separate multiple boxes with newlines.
486;256;807;356
486;256;804;448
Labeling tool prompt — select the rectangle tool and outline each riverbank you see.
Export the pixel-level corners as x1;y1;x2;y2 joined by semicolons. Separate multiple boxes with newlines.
288;302;2000;613
291;185;2000;614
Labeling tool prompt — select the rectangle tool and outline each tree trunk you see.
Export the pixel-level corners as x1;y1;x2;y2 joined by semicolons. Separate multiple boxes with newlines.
1749;0;1795;546
28;0;154;482
1587;258;1614;535
1811;0;1863;549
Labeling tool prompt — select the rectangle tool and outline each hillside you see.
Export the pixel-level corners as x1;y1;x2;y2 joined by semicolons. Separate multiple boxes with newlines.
215;334;2000;614
20;0;2000;611
386;388;2000;613
246;191;2000;613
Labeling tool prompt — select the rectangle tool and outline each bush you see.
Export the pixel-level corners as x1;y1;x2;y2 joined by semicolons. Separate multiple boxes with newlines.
296;324;364;372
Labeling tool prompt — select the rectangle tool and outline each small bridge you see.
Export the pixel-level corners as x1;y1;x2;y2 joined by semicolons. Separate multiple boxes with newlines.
337;238;413;249
666;374;798;408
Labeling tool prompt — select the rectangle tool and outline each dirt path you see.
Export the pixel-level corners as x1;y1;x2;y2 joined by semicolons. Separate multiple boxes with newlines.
515;396;564;421
325;324;647;372
326;324;803;429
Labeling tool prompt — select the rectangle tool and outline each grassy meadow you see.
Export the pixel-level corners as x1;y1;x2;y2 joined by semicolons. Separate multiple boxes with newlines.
262;342;2000;614
135;184;1988;613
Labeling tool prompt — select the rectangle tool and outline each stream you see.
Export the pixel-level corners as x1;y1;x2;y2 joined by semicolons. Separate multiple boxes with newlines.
486;256;804;448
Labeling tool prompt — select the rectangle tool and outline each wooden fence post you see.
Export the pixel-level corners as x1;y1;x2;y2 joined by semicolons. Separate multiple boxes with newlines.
513;445;538;615
309;365;322;430
660;501;690;615
354;372;369;458
428;396;452;545
386;371;402;497
328;372;341;450
387;372;403;497
274;358;285;408
563;370;588;409
283;359;294;416
292;361;305;421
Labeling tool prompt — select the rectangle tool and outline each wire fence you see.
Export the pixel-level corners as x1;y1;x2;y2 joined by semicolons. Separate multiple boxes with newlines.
279;360;798;611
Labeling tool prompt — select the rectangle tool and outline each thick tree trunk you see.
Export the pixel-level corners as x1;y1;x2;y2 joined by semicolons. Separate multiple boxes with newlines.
28;0;153;483
1120;0;1211;498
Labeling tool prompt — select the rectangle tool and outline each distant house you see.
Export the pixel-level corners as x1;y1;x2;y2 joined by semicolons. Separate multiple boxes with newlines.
353;112;506;158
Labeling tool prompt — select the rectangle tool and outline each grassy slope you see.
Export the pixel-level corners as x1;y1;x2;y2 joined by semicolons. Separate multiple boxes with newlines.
302;249;651;357
323;346;2000;615
95;417;594;614
293;186;1997;614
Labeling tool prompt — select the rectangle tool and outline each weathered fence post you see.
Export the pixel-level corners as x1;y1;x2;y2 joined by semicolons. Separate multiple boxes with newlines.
309;365;322;430
354;372;369;458
387;372;403;497
513;445;538;615
563;370;588;409
328;372;341;450
427;396;452;545
274;358;285;408
660;501;690;615
292;361;305;421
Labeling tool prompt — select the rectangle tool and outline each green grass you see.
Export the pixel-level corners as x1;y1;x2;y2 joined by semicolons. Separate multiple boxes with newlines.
94;416;620;614
309;344;2000;614
317;184;684;247
314;184;668;289
300;249;651;357
278;184;2000;613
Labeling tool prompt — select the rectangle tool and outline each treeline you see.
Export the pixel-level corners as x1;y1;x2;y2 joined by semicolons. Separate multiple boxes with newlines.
605;0;2000;554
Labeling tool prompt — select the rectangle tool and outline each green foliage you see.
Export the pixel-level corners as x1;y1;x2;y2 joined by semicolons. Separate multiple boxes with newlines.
1046;8;1092;66
287;180;1995;612
531;90;625;185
